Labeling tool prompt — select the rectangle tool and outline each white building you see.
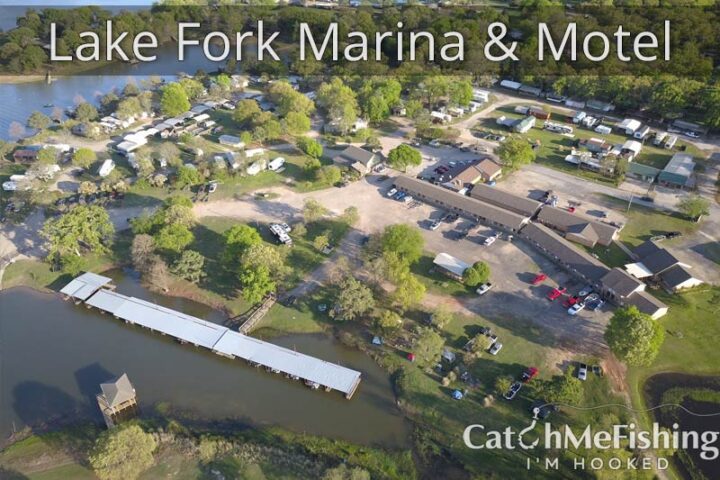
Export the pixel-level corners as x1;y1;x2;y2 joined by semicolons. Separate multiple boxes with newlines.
98;159;115;177
617;118;642;136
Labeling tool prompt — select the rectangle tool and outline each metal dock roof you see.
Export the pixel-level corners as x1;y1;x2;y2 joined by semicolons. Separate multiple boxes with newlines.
81;287;361;396
60;272;113;301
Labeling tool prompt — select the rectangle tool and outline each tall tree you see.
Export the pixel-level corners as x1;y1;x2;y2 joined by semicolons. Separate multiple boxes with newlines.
332;276;375;321
677;195;710;221
496;136;536;172
72;147;97;169
387;144;422;172
605;306;664;367
413;327;444;367
41;205;114;262
160;82;190;117
463;261;490;287
89;424;157;480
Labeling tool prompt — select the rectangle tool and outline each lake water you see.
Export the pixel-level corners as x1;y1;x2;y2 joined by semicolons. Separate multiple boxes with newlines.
0;271;409;447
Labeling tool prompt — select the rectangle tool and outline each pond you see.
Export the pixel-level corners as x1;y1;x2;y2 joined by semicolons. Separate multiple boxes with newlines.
0;271;410;448
643;373;720;480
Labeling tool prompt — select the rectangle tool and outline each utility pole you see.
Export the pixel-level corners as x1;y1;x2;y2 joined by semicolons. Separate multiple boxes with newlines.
627;192;634;213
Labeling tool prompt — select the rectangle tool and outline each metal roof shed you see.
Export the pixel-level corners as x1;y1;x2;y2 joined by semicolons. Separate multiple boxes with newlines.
60;272;113;300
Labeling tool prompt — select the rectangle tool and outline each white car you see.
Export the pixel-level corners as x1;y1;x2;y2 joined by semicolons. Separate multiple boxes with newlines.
578;363;588;381
568;303;585;315
429;221;441;231
489;342;503;355
476;283;493;295
483;236;496;246
386;188;397;197
429;139;441;147
207;181;218;193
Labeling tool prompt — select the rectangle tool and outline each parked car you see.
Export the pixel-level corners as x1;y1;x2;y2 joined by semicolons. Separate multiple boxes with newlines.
476;283;493;295
547;287;567;301
568;302;585;315
489;342;503;355
521;367;539;383
665;231;682;239
586;297;605;312
577;363;588;381
503;381;522;400
531;273;547;285
207;181;218;193
386;188;398;197
429;221;441;231
482;236;496;246
563;296;580;308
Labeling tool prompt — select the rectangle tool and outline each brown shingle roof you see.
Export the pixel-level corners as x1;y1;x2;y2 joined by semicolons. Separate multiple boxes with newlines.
476;158;502;178
536;206;619;246
659;264;696;289
521;223;610;282
334;146;375;166
626;291;668;318
394;176;529;231
469;183;542;217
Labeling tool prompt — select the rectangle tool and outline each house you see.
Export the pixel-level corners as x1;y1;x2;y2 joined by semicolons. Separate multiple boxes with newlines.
514;116;536;133
658;153;695;189
333;146;377;175
528;106;550;120
246;160;267;176
98;159;115;177
633;125;651;140
12;148;40;163
447;159;502;191
231;74;250;88
580;138;611;154
536;206;620;247
245;147;266;159
628;162;660;183
586;99;615;112
518;84;542;97
626;291;669;320
469;183;541;217
617;119;642;136
499;79;522;90
218;135;245;148
473;89;489;103
394;176;530;232
433;253;470;281
625;240;703;291
96;373;138;428
430;111;452;124
672;119;708;135
600;268;645;304
621;140;643;159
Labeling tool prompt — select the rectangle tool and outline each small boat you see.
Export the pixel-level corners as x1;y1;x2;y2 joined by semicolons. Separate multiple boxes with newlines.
43;103;54;108
305;380;320;390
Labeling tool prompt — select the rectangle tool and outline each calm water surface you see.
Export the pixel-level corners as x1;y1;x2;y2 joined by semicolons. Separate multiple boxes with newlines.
0;271;409;447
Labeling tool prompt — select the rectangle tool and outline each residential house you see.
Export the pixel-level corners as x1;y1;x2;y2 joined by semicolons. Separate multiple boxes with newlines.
618;118;642;136
658;153;695;189
447;159;501;191
580;137;611;154
514;116;536;133
433;253;470;281
625;240;703;292
12;148;40;163
218;135;245;148
333;146;378;175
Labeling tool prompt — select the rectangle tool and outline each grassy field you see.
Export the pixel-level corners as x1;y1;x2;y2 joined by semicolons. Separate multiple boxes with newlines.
410;254;475;297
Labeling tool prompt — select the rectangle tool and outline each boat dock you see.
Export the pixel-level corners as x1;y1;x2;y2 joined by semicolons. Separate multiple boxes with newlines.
61;273;362;399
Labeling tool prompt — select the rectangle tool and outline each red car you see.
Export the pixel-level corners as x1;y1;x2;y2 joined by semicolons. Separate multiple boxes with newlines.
568;207;576;213
563;296;580;308
547;287;567;301
531;273;547;285
522;367;539;383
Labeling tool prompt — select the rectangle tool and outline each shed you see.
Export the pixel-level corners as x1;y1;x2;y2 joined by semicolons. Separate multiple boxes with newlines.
433;253;470;281
218;135;245;148
618;119;642;135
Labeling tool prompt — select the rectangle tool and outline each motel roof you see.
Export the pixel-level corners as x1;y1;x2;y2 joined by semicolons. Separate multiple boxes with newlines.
600;268;645;298
536;206;619;246
626;291;668;318
82;287;361;395
394;176;529;231
469;183;542;217
521;223;611;282
60;272;113;301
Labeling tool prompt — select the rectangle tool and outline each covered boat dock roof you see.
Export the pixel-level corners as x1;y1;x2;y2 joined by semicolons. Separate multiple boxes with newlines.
60;272;113;301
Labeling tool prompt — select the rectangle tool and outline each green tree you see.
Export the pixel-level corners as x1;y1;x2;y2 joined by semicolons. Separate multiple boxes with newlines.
332;276;375;321
171;250;206;283
163;203;194;227
303;198;329;223
27;111;50;130
316;78;359;134
215;73;232;90
605;306;664;366
393;273;426;311
341;206;359;226
179;78;204;100
284;111;311;135
60;253;87;277
315;165;342;185
240;243;288;280
41;205;114;262
313;231;331;252
322;464;370;480
233;99;261;127
431;306;454;329
72;147;97;169
122;82;140;97
413;327;444;367
174;165;203;189
160;82;190;117
155;142;182;167
496;136;536;172
677;195;710;221
541;369;584;405
380;224;424;265
464;261;490;287
89;424;157;480
75;102;98;122
468;334;494;357
267;80;315;117
298;137;323;158
375;309;403;335
116;96;142;120
154;224;194;254
223;224;262;265
495;375;513;395
36;147;58;165
239;264;275;304
387;144;422;172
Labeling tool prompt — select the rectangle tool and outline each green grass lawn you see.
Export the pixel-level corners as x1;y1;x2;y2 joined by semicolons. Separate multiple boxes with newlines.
582;241;630;268
411;254;474;297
